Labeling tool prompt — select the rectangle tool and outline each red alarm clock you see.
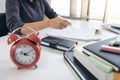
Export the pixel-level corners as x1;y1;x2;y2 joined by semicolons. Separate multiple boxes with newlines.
7;27;41;69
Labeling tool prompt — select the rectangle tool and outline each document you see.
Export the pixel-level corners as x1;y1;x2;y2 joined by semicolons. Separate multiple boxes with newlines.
101;23;120;34
47;27;102;41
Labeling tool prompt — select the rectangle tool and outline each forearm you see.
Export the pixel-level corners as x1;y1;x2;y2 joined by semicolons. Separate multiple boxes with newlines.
21;20;50;34
21;17;71;34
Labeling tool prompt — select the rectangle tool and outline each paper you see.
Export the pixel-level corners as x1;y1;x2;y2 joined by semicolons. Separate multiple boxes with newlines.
47;27;102;41
111;23;120;29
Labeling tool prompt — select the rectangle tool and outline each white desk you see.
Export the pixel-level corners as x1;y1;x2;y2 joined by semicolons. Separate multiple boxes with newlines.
0;19;116;80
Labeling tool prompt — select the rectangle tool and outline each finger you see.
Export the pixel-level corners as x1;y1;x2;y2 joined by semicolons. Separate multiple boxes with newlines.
58;23;63;29
59;26;64;29
62;19;72;25
61;21;71;28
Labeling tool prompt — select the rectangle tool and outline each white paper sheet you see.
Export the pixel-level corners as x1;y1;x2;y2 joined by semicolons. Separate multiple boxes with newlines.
47;27;102;41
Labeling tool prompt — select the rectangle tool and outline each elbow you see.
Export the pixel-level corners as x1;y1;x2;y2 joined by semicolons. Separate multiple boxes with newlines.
7;21;24;35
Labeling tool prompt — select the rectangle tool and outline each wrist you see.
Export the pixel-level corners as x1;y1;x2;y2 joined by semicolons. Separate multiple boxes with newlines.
47;19;52;27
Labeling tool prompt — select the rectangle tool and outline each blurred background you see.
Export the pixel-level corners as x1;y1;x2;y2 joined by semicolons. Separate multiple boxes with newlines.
1;0;120;23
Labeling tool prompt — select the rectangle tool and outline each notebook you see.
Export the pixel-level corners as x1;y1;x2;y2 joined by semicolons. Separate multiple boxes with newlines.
63;51;97;80
74;46;120;80
83;37;120;72
41;36;77;51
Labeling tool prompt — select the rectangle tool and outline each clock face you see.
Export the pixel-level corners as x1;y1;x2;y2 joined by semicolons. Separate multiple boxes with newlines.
14;44;36;65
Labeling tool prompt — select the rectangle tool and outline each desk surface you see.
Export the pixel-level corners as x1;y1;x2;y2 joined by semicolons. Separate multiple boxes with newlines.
0;19;116;80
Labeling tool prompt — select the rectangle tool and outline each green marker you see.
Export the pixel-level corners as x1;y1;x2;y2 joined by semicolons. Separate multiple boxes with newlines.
88;56;113;73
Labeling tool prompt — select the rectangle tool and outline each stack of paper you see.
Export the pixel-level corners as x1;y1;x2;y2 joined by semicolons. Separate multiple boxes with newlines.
47;27;102;41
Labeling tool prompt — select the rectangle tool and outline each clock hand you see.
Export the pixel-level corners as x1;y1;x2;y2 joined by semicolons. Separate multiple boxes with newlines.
22;49;33;56
26;49;33;54
20;51;24;54
20;51;29;56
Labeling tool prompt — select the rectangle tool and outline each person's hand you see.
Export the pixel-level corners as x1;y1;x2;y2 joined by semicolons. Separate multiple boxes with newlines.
48;17;71;29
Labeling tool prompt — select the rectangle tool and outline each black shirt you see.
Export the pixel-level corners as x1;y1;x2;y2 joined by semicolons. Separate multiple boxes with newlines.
6;0;57;34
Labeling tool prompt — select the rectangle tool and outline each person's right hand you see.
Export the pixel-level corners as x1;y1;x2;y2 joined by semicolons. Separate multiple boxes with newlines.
48;17;71;29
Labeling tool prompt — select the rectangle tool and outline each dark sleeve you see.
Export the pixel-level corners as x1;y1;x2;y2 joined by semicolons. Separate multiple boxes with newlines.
6;0;24;34
44;0;58;19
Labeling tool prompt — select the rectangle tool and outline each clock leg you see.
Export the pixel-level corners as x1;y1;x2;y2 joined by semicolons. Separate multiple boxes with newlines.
17;65;38;70
17;67;21;70
34;64;38;69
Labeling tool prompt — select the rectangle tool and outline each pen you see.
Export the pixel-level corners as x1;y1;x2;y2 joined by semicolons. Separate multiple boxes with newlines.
69;25;74;28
